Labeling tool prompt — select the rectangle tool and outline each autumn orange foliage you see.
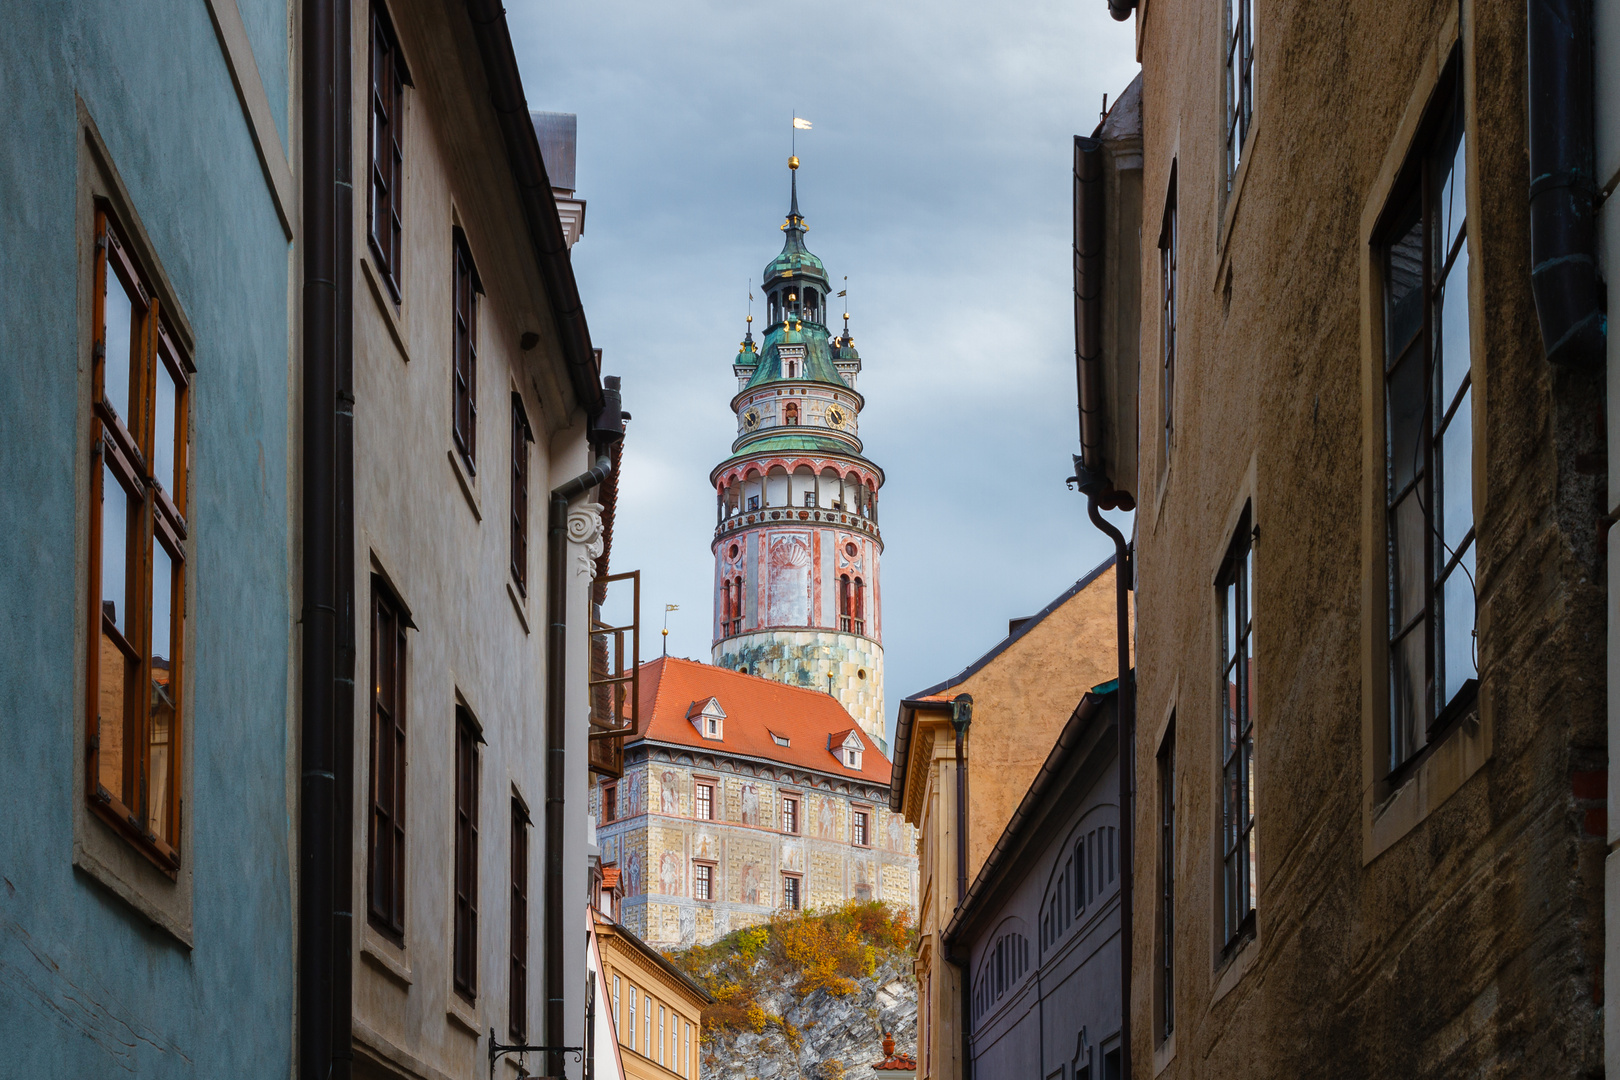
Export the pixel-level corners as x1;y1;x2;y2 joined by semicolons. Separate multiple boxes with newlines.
665;900;915;1041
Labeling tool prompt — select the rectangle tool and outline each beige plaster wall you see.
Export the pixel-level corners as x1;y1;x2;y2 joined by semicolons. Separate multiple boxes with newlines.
342;2;602;1077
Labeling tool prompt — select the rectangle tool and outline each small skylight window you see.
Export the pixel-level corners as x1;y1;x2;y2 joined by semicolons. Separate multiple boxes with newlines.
771;731;791;747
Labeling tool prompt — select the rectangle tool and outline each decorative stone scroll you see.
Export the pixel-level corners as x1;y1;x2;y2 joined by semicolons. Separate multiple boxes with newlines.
567;500;605;578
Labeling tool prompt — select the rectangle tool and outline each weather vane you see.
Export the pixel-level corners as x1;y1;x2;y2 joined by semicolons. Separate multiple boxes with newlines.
662;603;679;657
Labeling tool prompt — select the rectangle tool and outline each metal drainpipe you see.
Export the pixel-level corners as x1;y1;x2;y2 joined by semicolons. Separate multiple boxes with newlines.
544;379;623;1078
950;695;973;1080
299;0;355;1076
1087;503;1133;1080
1528;0;1604;366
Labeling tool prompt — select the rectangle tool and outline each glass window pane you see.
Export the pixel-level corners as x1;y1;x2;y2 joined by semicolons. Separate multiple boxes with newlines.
98;628;132;803
1386;348;1426;496
1390;619;1427;764
151;541;174;671
1389;489;1427;630
1438;243;1471;411
1439;385;1473;556
154;360;179;498
1384;208;1424;357
103;262;135;423
101;462;130;635
1441;544;1477;705
1439;131;1467;261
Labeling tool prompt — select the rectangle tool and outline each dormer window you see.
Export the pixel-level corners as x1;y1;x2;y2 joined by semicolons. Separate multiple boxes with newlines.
832;729;864;771
687;697;725;741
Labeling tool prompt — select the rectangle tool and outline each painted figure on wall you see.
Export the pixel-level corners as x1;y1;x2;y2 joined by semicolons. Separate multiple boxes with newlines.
626;851;642;897
782;842;803;872
661;770;680;815
739;782;760;825
767;534;812;626
887;813;903;852
742;862;762;905
622;771;639;817
695;833;717;861
818;796;834;838
659;851;681;896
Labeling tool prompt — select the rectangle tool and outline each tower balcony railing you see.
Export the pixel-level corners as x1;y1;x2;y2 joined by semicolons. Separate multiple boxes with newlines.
714;507;882;541
838;617;867;635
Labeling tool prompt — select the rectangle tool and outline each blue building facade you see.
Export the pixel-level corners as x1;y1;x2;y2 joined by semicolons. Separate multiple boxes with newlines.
0;1;296;1074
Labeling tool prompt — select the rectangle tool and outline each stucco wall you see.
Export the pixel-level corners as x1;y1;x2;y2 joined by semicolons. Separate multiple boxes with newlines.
343;0;598;1073
715;627;886;744
1131;0;1605;1074
0;0;295;1075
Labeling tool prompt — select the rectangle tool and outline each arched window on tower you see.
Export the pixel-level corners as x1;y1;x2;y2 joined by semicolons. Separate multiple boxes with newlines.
805;288;819;323
724;576;744;636
853;577;866;635
839;574;853;632
769;292;781;325
784;402;800;425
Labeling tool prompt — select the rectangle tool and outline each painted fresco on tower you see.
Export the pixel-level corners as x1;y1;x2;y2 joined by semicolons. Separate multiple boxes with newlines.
767;533;813;625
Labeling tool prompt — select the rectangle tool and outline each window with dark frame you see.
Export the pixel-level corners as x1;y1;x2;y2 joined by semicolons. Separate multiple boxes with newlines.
1225;0;1255;187
1218;510;1256;957
367;0;408;297
453;706;481;1001
1380;51;1477;776
368;579;409;937
510;394;532;593
853;811;869;847
452;229;481;475
694;863;712;901
782;875;800;910
1157;724;1176;1042
1159;173;1178;473
602;781;617;824
696;783;714;821
783;796;799;834
86;205;191;869
509;795;530;1040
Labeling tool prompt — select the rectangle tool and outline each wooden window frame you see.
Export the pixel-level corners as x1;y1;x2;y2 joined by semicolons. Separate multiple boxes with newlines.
453;705;481;1001
852;810;870;847
1217;510;1256;960
367;577;409;938
1377;50;1478;779
510;393;533;594
367;0;409;299
695;782;714;821
452;228;482;476
601;780;618;824
693;861;714;901
86;204;192;873
782;795;800;835
509;793;531;1040
781;873;802;911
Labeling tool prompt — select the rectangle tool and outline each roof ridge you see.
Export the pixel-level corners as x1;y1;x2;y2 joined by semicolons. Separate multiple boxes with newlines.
654;655;863;709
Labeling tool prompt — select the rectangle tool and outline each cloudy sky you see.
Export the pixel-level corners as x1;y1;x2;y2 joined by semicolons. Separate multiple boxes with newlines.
511;1;1139;746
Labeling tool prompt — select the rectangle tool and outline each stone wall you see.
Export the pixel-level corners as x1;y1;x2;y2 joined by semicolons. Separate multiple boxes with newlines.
715;629;886;747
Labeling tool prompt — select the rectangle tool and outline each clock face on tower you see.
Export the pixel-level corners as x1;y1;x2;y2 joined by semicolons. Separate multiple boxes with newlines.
742;408;761;431
825;406;847;429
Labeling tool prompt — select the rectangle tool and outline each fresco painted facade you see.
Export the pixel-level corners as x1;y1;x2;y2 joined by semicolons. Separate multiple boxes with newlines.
710;160;887;746
599;658;916;946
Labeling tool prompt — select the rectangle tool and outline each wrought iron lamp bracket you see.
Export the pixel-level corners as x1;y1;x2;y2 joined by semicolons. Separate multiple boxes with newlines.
488;1029;583;1080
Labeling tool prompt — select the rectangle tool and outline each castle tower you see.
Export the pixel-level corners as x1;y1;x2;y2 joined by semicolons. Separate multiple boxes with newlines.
711;158;887;748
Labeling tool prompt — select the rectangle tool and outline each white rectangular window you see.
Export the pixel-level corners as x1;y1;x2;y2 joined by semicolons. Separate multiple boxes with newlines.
628;987;637;1047
1225;0;1255;185
613;974;621;1034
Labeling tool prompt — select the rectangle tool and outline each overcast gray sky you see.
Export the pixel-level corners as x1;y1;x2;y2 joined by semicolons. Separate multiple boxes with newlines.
511;0;1139;747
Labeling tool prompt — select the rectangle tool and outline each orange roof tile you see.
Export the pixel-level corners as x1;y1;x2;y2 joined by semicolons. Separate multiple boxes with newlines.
629;656;891;783
600;866;621;890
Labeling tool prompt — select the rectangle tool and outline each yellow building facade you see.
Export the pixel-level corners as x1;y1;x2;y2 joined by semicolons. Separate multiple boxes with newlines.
595;912;711;1080
890;558;1126;1080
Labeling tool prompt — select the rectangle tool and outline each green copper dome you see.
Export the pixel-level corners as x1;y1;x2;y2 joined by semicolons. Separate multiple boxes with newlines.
763;170;829;289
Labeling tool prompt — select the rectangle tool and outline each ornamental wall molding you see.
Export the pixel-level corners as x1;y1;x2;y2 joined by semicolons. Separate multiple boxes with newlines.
567;500;605;577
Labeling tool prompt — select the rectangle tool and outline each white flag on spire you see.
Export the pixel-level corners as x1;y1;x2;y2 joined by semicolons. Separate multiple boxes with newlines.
792;117;813;129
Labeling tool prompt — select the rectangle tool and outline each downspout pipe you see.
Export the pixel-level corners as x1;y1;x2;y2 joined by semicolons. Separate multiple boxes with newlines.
544;379;625;1078
1069;132;1134;1080
950;695;973;1080
1528;0;1604;367
300;0;355;1076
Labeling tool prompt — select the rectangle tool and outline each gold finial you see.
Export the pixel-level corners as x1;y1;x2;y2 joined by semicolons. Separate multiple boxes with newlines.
788;155;800;170
747;314;753;323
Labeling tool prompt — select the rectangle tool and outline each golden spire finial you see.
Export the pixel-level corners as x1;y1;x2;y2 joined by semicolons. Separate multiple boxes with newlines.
788;155;800;170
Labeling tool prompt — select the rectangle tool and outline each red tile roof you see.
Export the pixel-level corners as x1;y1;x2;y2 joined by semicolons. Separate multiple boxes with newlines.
600;866;621;890
629;656;891;783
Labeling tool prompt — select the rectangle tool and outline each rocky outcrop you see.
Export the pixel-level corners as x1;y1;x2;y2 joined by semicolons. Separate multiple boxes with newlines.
702;954;917;1080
